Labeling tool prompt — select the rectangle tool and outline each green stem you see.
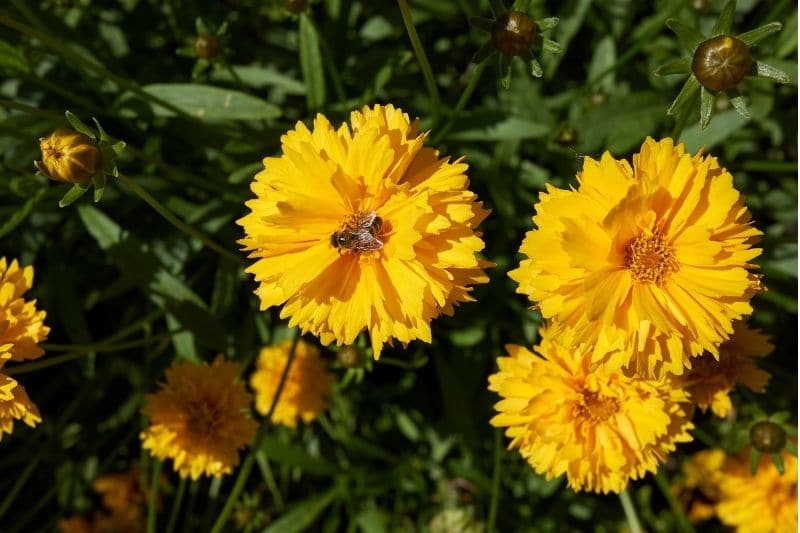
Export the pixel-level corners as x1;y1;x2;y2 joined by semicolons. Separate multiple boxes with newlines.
117;173;241;264
487;428;502;533
165;478;188;533
430;61;487;144
654;470;695;533
256;451;285;510
147;459;163;533
397;0;441;112
0;452;42;520
42;331;181;353
209;331;300;533
0;98;61;119
619;488;644;533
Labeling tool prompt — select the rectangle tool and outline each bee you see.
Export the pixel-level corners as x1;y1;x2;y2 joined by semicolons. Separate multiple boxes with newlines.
330;211;384;254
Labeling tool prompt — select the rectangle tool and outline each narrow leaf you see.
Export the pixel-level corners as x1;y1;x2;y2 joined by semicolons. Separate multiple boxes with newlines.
489;0;505;17
141;84;282;120
92;173;107;202
536;17;559;32
262;487;340;533
724;88;751;118
65;111;97;140
772;453;785;475
59;183;90;208
751;61;791;83
737;22;782;47
469;17;494;32
711;0;737;36
499;55;512;89
529;57;542;77
699;86;714;130
542;38;561;54
749;448;760;475
0;188;46;239
666;19;706;50
667;75;700;115
298;13;327;110
471;41;495;65
654;57;691;76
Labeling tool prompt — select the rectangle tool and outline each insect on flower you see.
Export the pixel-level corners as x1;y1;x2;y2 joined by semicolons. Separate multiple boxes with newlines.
330;211;384;254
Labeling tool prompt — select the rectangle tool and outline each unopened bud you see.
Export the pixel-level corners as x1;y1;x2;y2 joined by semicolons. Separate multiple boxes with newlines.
750;420;787;454
194;33;221;60
491;11;537;56
37;128;100;184
337;345;363;369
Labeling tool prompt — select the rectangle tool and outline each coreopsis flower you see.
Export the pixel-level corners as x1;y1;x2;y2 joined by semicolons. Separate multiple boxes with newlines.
93;468;145;525
37;128;100;184
716;449;797;533
250;339;334;428
238;104;490;358
0;257;49;363
140;357;257;480
0;373;41;441
682;321;772;417
488;327;694;494
509;137;762;377
677;449;727;523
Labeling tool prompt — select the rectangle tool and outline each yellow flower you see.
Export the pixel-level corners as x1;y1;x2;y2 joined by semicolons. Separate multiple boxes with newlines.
488;327;693;494
679;448;727;523
36;127;101;184
93;468;145;524
716;449;797;533
58;517;93;533
682;321;772;417
510;137;762;377
0;257;49;363
0;373;41;441
238;104;490;358
250;339;334;428
140;357;258;480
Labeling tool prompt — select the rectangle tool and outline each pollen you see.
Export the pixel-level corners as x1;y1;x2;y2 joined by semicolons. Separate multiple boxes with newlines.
625;233;679;285
576;390;620;422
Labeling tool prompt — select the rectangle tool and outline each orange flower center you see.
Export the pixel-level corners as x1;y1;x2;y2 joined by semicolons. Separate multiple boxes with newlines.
576;390;620;422
184;396;222;438
625;233;679;284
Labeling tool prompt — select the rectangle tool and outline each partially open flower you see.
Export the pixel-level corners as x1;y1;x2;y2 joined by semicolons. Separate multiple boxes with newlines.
37;128;100;184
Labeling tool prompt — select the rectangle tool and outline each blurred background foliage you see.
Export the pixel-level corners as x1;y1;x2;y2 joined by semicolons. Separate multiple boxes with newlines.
0;0;796;531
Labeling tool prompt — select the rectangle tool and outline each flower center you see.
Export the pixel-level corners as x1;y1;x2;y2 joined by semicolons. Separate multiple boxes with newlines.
576;390;620;423
330;210;384;254
185;397;221;438
625;233;679;285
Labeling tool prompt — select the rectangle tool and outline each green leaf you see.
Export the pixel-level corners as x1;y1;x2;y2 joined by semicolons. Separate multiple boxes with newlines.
665;19;706;50
262;486;340;533
0;188;45;239
447;115;549;141
298;13;327;110
653;57;691;76
92;173;107;202
772;453;785;475
587;36;616;93
680;109;749;151
535;17;559;32
529;57;542;77
542;0;591;76
0;39;28;74
667;75;700;115
725;88;751;119
141;84;281;120
469;16;494;33
749;448;760;475
737;22;783;46
471;41;495;65
211;65;306;94
711;0;736;36
751;61;791;83
699;86;714;130
59;183;91;207
578;92;669;154
260;436;339;476
542;38;561;54
65;111;97;140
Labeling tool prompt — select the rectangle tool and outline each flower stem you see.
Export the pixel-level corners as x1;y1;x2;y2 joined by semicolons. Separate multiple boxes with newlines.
619;488;644;533
487;428;503;533
654;470;695;533
117;173;242;264
209;331;300;533
397;0;441;113
165;477;188;533
147;459;162;533
430;61;487;144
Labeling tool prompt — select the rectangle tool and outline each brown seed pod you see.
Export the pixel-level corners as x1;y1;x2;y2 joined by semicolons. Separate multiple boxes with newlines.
194;33;221;60
491;11;538;57
691;35;752;91
749;420;787;454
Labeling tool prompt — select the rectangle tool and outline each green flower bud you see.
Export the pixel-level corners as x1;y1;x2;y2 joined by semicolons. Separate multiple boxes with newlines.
750;420;787;454
194;33;221;60
491;11;538;57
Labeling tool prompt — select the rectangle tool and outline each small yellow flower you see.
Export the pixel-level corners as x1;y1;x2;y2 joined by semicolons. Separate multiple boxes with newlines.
716;449;797;533
140;356;258;480
250;339;334;428
238;104;490;358
0;373;41;441
682;321;772;417
0;257;49;363
93;468;145;524
488;327;693;494
37;128;101;184
510;137;762;378
679;449;727;523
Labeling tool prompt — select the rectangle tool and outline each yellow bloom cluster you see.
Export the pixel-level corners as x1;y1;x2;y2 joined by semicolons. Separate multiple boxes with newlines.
59;468;147;533
491;138;771;494
0;257;49;441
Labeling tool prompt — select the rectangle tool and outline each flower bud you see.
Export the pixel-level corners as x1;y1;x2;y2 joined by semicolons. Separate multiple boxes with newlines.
283;0;309;14
749;420;787;454
336;345;363;369
692;35;752;92
37;128;100;184
491;11;537;56
194;33;221;60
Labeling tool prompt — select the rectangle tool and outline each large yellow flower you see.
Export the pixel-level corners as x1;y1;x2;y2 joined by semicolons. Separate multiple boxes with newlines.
0;257;49;363
716;449;797;533
250;339;334;428
510;138;762;377
488;327;693;493
682;321;772;417
141;357;258;480
0;373;41;440
238;104;490;358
